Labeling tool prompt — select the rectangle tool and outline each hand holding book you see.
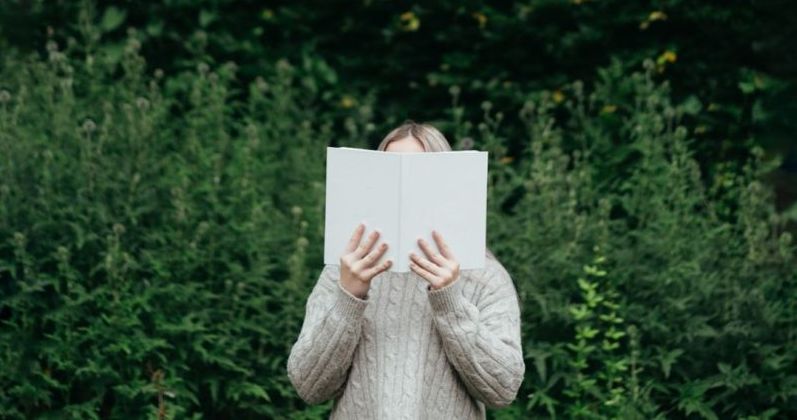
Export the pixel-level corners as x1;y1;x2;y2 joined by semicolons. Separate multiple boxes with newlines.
409;229;461;291
339;222;393;299
338;222;462;298
324;147;488;273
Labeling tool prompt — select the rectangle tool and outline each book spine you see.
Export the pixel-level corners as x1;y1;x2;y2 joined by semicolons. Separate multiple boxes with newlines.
397;154;403;271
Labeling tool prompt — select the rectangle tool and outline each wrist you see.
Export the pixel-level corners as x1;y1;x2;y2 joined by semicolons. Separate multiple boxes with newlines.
340;279;369;300
428;276;458;291
426;276;465;312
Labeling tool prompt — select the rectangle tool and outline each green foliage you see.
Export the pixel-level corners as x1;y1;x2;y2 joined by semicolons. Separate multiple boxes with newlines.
484;58;796;418
0;6;795;419
562;248;633;419
2;0;795;186
0;17;337;419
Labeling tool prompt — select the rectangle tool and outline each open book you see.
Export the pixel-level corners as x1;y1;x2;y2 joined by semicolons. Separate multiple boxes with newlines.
323;146;488;273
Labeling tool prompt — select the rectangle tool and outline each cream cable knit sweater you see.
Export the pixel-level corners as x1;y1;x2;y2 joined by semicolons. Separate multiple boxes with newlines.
286;256;525;419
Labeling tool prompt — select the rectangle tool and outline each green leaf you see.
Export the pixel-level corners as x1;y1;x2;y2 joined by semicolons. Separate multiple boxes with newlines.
146;20;164;37
681;95;703;115
659;348;684;379
101;7;127;32
199;10;218;27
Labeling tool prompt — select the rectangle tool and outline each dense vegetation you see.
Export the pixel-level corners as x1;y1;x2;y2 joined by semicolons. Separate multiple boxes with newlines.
3;0;795;202
0;1;795;419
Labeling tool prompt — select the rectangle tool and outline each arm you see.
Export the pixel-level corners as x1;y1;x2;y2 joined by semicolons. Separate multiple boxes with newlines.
427;264;526;408
286;264;369;404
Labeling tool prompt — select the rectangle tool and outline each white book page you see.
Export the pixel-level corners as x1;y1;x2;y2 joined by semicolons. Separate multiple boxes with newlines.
398;151;488;272
323;147;399;268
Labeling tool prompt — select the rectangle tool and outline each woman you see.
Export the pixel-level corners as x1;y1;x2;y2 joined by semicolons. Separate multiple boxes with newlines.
287;121;525;419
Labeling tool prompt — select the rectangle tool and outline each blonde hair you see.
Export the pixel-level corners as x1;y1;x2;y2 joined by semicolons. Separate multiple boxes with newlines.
377;119;497;262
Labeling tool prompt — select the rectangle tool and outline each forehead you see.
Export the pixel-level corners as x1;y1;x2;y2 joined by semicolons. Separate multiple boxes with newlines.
386;135;424;152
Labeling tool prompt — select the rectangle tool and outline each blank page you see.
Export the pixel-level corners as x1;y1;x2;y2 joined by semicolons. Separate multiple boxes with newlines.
323;147;488;274
399;151;487;272
323;147;399;268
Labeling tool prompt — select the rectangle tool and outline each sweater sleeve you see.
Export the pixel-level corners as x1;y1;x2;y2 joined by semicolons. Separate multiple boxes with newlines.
286;264;369;404
426;264;526;408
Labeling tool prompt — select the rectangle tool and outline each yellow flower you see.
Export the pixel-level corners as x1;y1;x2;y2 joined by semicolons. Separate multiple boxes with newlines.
499;156;514;164
601;104;617;114
472;12;487;28
399;11;420;31
657;50;677;65
552;89;565;104
339;95;356;109
640;10;667;30
655;50;677;73
261;9;274;20
694;125;707;134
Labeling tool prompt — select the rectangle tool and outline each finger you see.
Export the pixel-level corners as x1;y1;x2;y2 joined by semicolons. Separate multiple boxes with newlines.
409;260;441;285
344;223;366;254
358;241;389;270
410;252;445;276
353;228;381;259
417;237;447;266
362;258;392;279
432;230;456;261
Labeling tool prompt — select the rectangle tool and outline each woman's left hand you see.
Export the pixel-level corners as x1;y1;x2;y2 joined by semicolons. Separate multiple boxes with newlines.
409;230;461;290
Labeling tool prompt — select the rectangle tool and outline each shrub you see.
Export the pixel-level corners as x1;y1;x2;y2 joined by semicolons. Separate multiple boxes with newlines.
484;59;796;419
0;20;794;420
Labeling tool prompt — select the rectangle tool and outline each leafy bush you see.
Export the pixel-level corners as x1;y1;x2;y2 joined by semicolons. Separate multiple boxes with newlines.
485;60;796;418
0;18;794;420
0;27;341;419
3;0;795;179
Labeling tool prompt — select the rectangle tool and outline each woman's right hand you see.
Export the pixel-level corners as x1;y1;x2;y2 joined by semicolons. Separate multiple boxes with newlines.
339;222;392;299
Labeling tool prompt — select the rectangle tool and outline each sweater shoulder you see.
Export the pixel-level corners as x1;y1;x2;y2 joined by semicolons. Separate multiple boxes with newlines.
315;263;342;292
462;256;514;294
321;263;340;279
